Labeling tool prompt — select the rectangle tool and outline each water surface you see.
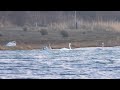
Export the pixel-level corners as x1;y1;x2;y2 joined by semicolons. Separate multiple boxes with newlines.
0;47;120;79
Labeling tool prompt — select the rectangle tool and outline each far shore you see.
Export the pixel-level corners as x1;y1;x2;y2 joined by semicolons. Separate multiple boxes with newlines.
0;41;119;50
1;25;120;50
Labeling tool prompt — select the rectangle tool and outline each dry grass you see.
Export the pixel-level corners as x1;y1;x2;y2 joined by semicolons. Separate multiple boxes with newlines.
47;19;120;32
1;19;120;50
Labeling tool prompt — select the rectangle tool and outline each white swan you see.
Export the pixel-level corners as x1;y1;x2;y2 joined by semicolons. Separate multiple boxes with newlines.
60;43;72;50
69;43;71;49
43;46;49;50
42;44;52;50
6;41;16;47
49;44;52;50
102;42;104;47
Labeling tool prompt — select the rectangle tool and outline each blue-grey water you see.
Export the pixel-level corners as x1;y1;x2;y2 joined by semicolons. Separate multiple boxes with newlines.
0;47;120;79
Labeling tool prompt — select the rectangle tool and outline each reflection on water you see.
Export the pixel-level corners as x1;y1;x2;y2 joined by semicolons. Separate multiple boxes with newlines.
0;47;120;79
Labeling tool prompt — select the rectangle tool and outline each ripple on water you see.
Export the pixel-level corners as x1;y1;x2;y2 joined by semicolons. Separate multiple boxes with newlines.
0;47;120;78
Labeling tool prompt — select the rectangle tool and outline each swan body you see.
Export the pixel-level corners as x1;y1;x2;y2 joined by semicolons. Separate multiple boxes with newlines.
60;48;70;50
42;43;72;51
6;41;16;47
60;43;72;50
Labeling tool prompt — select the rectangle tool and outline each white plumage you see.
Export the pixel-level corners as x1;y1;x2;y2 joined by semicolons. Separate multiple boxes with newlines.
60;43;72;50
6;41;16;47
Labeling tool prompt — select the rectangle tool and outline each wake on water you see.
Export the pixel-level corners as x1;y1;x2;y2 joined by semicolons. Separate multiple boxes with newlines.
0;46;120;79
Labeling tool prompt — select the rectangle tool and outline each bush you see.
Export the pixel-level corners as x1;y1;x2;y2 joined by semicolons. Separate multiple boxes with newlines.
40;29;48;35
60;30;69;37
82;32;86;34
0;33;3;37
23;27;28;32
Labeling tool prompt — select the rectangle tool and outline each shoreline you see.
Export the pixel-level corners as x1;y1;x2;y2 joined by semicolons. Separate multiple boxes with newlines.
0;42;119;50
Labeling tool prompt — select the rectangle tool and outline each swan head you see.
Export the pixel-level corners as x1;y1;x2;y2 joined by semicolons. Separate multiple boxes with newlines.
12;41;16;43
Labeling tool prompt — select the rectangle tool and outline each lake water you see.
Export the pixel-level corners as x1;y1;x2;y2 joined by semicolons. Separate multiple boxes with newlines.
0;47;120;79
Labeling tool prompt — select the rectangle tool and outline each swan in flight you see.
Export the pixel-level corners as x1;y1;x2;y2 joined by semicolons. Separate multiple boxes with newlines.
6;41;16;47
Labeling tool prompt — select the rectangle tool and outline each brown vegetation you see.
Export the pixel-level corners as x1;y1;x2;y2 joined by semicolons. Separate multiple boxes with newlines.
1;17;120;50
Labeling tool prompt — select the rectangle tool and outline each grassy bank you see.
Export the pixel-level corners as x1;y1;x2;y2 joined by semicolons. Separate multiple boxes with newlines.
0;20;120;50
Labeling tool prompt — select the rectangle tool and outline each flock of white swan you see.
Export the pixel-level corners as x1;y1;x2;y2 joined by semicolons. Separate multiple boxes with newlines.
5;41;73;50
5;41;107;50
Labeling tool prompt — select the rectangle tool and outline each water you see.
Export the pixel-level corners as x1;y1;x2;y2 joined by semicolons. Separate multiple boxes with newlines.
0;47;120;79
